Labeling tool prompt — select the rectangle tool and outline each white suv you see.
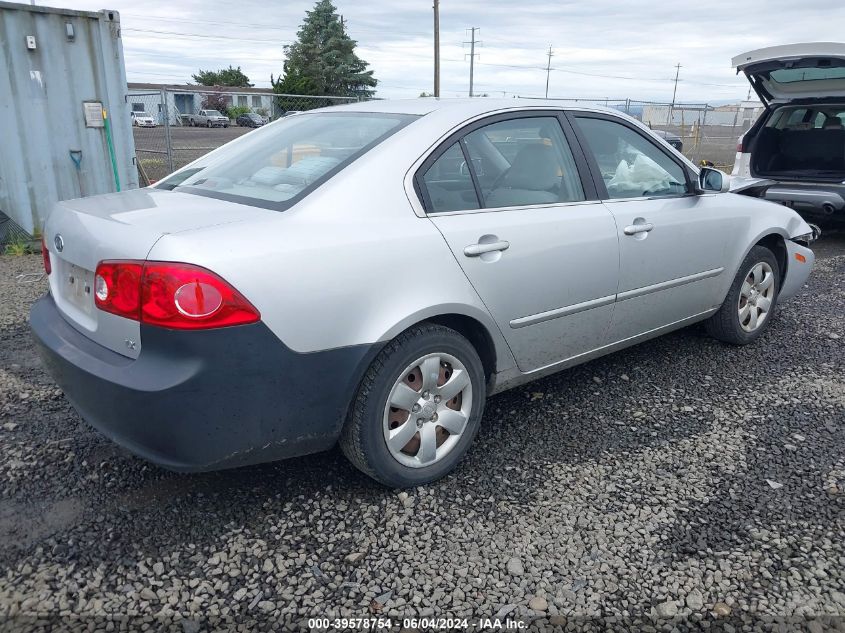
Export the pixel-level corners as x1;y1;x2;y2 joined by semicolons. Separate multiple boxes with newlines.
732;43;845;225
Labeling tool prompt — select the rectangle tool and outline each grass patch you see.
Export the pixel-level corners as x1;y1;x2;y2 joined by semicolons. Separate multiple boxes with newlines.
4;238;32;256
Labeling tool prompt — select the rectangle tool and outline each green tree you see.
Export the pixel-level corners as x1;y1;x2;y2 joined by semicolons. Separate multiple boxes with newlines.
192;66;253;88
271;0;377;105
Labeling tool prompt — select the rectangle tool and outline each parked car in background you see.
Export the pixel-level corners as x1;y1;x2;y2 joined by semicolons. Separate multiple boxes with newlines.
731;42;845;225
32;99;816;488
186;109;230;128
236;113;265;128
130;111;156;128
652;129;684;151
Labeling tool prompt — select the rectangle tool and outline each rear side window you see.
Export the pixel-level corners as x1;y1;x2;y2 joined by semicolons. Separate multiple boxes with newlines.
574;116;688;199
463;117;584;208
419;115;585;213
156;112;416;210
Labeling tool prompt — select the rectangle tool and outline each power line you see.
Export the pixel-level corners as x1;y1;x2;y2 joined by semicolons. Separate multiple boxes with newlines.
122;12;434;40
119;24;745;89
122;27;284;44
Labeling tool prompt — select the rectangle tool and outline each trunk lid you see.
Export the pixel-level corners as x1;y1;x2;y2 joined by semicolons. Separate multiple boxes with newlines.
43;188;272;358
734;43;845;105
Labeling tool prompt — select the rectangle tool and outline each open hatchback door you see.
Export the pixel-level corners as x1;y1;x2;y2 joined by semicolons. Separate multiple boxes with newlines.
731;43;845;223
733;43;845;105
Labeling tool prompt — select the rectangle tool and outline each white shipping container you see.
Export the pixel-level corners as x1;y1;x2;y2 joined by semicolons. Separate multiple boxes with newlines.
0;1;138;236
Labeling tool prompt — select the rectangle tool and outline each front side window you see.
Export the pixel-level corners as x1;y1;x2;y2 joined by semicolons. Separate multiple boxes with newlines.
156;112;416;209
574;116;688;200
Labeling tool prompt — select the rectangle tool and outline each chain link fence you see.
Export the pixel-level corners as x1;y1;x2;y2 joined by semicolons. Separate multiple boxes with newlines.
128;88;360;184
127;91;173;185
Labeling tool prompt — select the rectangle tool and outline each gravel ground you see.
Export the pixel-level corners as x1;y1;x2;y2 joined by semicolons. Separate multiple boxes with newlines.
0;232;843;631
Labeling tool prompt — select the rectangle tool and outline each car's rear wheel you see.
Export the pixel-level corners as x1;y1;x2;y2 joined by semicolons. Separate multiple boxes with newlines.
340;323;485;488
706;245;780;345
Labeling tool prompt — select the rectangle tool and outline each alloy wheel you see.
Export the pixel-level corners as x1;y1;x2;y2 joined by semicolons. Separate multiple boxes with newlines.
382;353;473;468
738;261;774;332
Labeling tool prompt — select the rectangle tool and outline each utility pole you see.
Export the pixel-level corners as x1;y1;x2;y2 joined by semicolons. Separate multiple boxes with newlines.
465;27;481;97
669;62;681;124
545;45;554;98
433;0;440;97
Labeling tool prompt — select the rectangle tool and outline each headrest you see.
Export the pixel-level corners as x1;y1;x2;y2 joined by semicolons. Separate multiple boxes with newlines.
502;144;561;191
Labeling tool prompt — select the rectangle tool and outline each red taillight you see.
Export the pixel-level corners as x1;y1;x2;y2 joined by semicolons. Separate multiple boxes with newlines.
41;236;51;275
93;261;260;330
140;262;259;329
94;261;143;320
736;135;746;153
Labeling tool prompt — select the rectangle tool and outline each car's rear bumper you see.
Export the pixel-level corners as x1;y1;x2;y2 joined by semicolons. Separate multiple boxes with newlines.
30;294;379;472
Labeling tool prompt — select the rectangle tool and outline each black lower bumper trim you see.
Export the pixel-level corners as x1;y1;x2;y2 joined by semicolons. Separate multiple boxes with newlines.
30;294;380;472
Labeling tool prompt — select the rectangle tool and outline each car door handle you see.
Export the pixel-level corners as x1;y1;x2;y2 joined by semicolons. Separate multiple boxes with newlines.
464;240;510;257
623;222;654;235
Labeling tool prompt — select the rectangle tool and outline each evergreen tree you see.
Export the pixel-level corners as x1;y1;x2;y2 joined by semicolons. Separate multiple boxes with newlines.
271;0;377;101
192;66;253;88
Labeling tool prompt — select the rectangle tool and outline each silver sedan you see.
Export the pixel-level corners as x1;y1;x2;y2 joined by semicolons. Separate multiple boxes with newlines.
32;99;816;488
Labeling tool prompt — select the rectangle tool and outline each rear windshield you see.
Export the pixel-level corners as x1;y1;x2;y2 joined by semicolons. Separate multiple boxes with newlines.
156;112;416;210
770;67;845;83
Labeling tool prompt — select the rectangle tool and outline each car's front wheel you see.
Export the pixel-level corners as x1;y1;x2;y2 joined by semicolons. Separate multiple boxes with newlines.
706;245;780;345
340;323;485;488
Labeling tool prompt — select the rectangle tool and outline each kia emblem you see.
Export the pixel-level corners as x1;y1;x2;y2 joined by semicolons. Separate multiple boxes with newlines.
54;234;64;252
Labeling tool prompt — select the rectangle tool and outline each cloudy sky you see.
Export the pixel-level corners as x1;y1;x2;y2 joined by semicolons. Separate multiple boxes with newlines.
45;0;845;102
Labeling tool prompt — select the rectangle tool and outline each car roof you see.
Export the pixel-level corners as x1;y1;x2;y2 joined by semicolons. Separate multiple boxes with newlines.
326;97;622;118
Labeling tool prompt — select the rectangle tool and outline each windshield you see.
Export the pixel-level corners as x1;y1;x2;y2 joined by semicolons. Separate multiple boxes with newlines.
135;112;150;117
205;110;223;116
156;112;416;210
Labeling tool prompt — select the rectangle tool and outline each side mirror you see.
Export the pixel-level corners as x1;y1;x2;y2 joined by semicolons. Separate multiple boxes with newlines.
698;167;731;193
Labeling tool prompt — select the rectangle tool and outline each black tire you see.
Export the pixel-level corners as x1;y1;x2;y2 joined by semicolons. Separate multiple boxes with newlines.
206;121;212;128
340;323;486;488
706;245;780;345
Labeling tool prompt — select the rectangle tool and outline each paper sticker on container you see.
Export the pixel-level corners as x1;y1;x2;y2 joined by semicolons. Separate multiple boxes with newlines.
83;102;104;127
